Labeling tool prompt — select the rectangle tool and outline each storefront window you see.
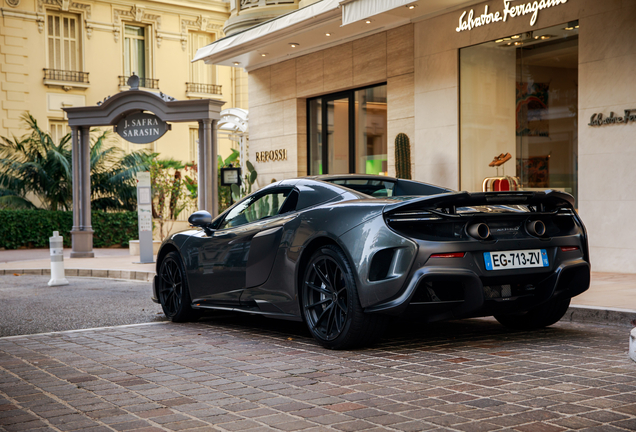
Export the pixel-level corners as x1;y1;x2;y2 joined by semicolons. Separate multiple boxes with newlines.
308;84;387;175
460;22;579;202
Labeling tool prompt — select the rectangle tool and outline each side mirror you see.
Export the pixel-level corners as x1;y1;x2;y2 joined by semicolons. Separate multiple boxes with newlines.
188;210;212;228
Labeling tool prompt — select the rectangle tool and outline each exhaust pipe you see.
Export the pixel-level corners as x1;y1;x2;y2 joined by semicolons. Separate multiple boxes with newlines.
467;223;490;240
526;220;546;237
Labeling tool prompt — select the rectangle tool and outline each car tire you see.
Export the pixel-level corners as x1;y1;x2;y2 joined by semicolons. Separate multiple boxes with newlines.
158;251;199;322
494;297;571;330
301;245;387;349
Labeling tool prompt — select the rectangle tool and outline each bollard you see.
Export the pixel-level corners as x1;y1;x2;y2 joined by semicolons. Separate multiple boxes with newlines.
630;328;636;363
48;231;69;286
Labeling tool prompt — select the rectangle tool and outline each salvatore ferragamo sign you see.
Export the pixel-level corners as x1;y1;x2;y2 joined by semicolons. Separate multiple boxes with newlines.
588;109;636;127
456;0;568;33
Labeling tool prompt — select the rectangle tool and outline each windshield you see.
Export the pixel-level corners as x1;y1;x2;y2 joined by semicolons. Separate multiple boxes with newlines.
330;179;396;197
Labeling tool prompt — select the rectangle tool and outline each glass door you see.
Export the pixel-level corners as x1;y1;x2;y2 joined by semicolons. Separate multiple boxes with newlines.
326;94;353;174
308;84;387;175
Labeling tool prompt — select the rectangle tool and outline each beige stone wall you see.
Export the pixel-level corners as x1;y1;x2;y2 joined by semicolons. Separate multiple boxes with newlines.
577;2;636;273
245;0;636;273
0;0;242;165
248;24;415;185
412;0;636;273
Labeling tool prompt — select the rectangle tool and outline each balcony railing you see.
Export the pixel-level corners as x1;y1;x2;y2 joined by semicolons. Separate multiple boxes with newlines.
119;76;159;89
43;69;90;83
186;82;222;95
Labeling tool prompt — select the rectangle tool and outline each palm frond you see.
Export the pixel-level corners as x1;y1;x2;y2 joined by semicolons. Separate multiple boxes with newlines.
0;191;36;209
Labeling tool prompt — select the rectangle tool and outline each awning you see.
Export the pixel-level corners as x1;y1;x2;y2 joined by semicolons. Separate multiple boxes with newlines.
341;0;414;26
192;0;341;64
193;0;480;69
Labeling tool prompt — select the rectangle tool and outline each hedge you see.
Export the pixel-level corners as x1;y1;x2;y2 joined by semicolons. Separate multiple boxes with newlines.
0;210;138;249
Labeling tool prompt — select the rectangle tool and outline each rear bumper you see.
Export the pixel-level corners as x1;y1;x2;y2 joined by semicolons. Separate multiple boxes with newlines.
365;256;590;320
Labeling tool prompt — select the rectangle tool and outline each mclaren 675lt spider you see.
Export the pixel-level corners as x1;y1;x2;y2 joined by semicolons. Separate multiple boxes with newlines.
152;175;590;349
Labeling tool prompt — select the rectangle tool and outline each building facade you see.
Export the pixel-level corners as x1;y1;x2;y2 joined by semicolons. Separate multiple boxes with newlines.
0;0;247;163
196;0;636;274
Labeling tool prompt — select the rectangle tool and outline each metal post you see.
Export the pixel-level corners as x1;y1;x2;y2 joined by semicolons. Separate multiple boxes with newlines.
48;231;69;286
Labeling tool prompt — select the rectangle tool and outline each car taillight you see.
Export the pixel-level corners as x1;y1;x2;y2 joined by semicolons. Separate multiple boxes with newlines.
430;252;465;258
560;246;579;252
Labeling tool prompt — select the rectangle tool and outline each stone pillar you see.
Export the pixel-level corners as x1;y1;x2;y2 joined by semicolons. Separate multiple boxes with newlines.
70;126;94;258
210;120;218;217
70;126;81;231
197;119;217;216
197;121;207;212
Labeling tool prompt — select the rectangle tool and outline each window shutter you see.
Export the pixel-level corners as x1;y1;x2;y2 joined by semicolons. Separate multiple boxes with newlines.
189;32;215;85
47;12;81;71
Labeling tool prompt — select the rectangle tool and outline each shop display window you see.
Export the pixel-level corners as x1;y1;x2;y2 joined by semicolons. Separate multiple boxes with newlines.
460;22;578;203
308;84;387;175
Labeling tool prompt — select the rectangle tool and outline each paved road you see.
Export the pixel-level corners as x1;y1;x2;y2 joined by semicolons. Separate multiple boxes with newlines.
0;275;165;336
1;313;634;431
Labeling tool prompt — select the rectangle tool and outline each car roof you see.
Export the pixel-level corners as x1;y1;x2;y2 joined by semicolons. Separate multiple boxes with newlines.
307;174;398;182
266;175;452;202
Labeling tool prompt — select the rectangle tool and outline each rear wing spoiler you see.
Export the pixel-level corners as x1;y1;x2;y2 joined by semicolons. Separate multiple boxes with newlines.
383;190;576;215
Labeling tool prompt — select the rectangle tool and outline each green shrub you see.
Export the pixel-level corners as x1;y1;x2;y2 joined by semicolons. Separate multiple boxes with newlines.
0;210;138;249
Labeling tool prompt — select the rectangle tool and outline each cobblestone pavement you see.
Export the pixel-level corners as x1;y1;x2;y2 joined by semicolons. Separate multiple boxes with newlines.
0;315;635;432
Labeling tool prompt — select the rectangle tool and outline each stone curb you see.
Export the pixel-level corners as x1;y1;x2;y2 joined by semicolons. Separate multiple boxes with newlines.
564;305;636;328
0;268;154;282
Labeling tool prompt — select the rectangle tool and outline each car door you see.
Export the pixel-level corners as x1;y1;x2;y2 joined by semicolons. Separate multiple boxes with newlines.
186;187;293;306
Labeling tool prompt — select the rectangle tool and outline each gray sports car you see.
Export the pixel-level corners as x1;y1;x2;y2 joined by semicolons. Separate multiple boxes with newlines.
152;175;590;349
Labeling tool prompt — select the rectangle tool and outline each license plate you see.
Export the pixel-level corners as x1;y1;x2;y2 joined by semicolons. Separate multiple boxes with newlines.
484;249;548;271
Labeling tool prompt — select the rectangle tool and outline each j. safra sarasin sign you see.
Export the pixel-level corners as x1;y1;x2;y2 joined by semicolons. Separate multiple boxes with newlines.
456;0;568;32
115;112;169;144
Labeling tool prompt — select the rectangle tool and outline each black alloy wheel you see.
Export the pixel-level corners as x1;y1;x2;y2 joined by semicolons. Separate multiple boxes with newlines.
304;253;349;341
302;245;387;349
158;251;198;322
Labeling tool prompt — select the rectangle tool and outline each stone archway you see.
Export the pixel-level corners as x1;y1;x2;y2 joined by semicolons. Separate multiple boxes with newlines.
64;83;224;258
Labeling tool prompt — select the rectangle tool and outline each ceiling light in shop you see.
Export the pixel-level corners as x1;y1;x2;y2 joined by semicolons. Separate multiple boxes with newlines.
289;43;299;48
325;33;331;36
365;19;372;24
233;62;240;65
406;4;417;9
495;39;504;43
511;35;520;39
261;53;267;57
